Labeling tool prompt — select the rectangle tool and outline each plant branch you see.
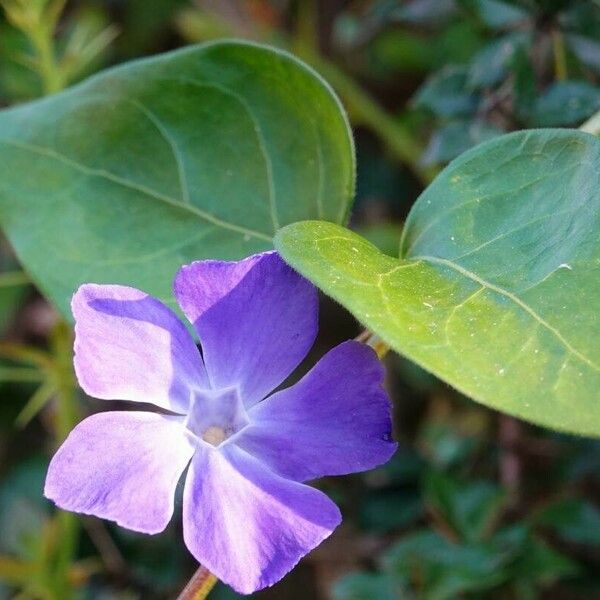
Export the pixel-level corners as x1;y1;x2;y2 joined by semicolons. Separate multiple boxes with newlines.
177;565;218;600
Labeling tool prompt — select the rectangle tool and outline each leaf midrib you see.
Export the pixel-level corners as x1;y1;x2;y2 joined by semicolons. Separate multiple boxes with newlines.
411;254;600;372
0;137;273;242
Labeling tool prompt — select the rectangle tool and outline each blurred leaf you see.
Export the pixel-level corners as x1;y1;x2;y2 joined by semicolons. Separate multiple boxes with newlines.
422;119;504;164
536;499;600;546
531;81;600;127
425;472;506;542
513;536;581;584
332;572;400;600
467;32;530;89
0;458;49;560
354;223;402;257
413;66;478;118
360;490;423;533
511;44;537;123
560;1;600;40
0;23;41;101
420;419;480;469
390;0;458;27
457;0;530;29
58;6;118;85
15;379;55;428
0;41;355;317
567;34;600;74
383;529;516;599
276;131;600;435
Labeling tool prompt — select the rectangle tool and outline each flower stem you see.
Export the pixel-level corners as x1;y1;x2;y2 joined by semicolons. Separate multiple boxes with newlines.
356;329;390;359
177;565;218;600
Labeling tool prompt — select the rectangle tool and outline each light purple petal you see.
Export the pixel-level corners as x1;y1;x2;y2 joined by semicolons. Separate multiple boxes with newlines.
235;341;397;482
182;444;340;594
173;252;318;406
45;411;194;534
73;284;208;413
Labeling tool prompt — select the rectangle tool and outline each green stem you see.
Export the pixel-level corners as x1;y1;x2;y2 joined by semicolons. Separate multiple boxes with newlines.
48;322;79;600
28;23;63;95
551;29;567;81
0;271;29;287
0;367;43;382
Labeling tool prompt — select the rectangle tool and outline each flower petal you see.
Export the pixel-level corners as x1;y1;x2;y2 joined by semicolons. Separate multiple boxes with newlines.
235;341;397;482
73;284;208;413
182;444;340;594
173;252;318;406
45;411;194;534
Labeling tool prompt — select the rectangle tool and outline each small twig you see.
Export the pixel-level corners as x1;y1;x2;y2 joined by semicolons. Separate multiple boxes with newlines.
81;518;127;577
177;566;218;600
355;329;390;359
499;415;522;505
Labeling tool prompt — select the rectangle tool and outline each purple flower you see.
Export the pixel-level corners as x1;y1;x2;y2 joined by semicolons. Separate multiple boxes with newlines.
44;251;396;594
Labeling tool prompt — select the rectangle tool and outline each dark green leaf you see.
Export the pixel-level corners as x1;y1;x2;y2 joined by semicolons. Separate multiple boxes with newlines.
422;120;504;164
383;530;515;599
458;0;530;30
276;130;600;436
425;472;506;542
0;41;355;317
536;499;600;546
512;536;580;584
413;66;478;118
467;32;530;89
531;81;600;127
332;573;400;600
567;34;600;74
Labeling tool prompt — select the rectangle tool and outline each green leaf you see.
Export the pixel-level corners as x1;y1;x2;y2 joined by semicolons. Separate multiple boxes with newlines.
276;130;600;436
567;34;600;74
0;40;354;316
383;530;515;599
536;499;600;546
467;32;530;89
457;0;530;30
512;536;580;584
413;66;478;118
531;81;600;127
425;472;506;542
332;573;400;600
422;119;504;165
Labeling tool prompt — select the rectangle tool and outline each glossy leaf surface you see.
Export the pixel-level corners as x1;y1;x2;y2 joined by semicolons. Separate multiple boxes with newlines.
0;40;354;315
276;130;600;435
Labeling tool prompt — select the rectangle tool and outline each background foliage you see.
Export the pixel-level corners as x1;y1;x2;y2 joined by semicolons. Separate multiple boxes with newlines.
0;1;599;599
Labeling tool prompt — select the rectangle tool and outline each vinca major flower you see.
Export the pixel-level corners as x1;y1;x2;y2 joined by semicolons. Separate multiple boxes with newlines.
44;251;396;594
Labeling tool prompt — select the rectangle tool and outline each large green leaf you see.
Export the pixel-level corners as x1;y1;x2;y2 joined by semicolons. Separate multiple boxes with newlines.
0;40;354;315
276;130;600;436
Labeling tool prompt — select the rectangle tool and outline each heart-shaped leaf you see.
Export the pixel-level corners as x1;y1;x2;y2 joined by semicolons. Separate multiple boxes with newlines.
0;40;354;316
276;130;600;436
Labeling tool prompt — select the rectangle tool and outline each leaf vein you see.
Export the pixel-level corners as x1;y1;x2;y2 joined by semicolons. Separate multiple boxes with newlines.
0;138;271;242
414;255;600;372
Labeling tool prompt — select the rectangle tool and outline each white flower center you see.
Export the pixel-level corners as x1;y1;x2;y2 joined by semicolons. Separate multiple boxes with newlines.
185;387;249;446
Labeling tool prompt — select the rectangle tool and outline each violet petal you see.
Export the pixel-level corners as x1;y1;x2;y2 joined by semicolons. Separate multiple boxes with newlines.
73;284;208;413
182;443;340;594
45;411;194;534
173;252;318;406
236;341;397;482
